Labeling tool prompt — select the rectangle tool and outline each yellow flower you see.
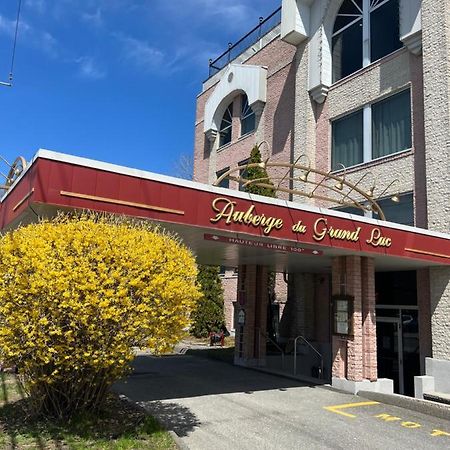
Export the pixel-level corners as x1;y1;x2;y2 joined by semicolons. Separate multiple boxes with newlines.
0;212;200;412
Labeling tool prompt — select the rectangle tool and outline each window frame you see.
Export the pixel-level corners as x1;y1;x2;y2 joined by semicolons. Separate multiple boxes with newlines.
332;0;402;83
219;102;233;148
333;191;414;225
373;192;414;225
331;109;364;171
240;94;256;137
331;88;412;171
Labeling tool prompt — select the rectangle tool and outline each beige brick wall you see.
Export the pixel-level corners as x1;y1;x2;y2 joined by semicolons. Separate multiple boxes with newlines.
315;50;422;209
422;0;450;360
292;42;317;204
429;267;450;359
327;49;411;118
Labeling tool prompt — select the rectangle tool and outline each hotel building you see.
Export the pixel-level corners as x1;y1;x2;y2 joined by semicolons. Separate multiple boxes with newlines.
193;0;450;396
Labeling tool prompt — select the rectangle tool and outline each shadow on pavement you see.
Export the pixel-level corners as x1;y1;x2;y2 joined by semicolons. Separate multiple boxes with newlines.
137;400;201;437
115;354;314;403
114;354;320;439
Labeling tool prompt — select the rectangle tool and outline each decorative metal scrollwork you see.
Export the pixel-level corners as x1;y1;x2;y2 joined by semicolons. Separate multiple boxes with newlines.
214;154;400;221
0;156;27;191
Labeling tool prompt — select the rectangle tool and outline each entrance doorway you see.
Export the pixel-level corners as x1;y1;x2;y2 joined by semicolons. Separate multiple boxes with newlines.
376;309;419;395
376;316;403;393
375;271;420;396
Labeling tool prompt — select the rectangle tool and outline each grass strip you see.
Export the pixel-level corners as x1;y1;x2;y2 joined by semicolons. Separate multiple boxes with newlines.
0;373;176;449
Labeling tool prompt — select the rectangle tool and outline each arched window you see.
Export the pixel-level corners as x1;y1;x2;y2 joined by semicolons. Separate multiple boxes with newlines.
219;102;233;147
240;94;255;136
332;0;402;82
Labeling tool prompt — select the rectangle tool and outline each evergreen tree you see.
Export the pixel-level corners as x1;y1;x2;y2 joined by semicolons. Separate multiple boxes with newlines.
190;265;226;338
243;144;277;303
243;144;276;198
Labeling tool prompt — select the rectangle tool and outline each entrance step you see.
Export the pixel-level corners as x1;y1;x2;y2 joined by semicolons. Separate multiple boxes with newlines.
253;365;328;386
359;390;450;421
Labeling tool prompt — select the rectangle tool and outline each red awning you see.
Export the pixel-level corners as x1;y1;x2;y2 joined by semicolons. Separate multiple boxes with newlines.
1;150;449;272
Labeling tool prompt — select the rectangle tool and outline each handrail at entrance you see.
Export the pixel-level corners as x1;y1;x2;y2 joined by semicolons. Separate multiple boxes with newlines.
258;329;285;369
293;335;324;379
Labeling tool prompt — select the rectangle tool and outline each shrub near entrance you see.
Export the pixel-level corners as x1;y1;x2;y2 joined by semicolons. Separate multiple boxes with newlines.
0;214;200;418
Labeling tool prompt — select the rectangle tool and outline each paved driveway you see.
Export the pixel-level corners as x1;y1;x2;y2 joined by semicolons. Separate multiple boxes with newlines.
114;354;450;450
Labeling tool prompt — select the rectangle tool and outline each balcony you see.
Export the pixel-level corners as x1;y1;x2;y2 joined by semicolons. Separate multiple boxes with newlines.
207;6;282;80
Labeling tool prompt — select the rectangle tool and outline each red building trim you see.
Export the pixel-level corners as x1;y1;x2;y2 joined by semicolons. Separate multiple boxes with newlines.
1;151;449;268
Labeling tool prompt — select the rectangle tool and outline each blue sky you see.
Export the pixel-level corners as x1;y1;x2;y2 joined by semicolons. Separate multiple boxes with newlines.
0;0;280;178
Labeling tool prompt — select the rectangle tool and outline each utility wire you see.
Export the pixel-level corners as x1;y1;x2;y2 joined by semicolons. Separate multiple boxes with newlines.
9;0;23;82
0;0;22;87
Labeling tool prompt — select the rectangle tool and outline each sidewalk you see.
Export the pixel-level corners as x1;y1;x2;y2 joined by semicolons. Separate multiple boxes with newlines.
114;354;450;450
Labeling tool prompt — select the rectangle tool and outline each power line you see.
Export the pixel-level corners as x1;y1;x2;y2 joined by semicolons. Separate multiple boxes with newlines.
10;0;23;81
1;0;23;87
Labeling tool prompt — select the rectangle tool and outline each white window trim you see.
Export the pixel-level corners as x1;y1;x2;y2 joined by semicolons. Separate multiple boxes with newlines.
363;105;372;163
362;0;371;67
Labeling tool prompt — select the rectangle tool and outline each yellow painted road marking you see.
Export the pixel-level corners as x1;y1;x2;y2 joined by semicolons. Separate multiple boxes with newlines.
431;429;450;437
401;422;421;429
375;413;401;422
324;401;379;418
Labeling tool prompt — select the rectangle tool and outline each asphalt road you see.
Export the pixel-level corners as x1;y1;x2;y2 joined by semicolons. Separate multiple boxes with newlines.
114;354;450;450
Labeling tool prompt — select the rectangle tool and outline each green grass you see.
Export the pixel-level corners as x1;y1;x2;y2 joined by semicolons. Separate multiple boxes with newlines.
0;373;176;449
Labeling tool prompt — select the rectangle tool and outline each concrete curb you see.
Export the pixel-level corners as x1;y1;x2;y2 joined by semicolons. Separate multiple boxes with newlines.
358;390;450;421
168;431;190;450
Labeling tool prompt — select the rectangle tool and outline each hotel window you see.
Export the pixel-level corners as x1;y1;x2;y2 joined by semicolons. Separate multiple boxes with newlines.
219;102;233;147
373;192;414;225
240;94;255;136
332;0;402;82
332;89;411;170
335;192;414;225
332;110;364;169
372;89;412;159
216;167;230;189
335;205;365;217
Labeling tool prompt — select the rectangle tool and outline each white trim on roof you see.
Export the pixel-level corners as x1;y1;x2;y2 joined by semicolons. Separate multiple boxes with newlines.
2;148;449;242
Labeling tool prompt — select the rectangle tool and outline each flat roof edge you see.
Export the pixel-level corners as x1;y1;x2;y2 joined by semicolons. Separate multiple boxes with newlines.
2;149;449;242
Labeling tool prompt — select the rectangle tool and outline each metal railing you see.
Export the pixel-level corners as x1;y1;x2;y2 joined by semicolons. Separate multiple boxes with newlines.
207;6;282;79
293;335;324;379
258;329;285;369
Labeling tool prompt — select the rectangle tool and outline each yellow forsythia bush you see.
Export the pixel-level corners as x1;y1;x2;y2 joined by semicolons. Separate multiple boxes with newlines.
0;213;200;418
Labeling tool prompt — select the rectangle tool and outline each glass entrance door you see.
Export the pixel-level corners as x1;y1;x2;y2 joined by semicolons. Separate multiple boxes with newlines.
376;317;403;394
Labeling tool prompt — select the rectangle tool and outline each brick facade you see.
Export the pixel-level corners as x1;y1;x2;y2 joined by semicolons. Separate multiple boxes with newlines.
192;0;450;387
234;265;269;367
331;256;377;382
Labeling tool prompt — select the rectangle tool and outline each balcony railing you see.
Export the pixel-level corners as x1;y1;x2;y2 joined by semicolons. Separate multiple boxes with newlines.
207;6;282;79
